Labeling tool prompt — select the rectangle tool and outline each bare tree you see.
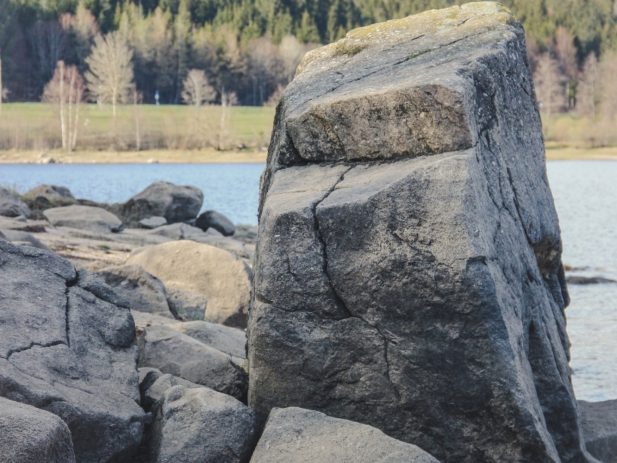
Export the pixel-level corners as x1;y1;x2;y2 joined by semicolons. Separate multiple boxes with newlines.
599;52;617;121
534;53;565;116
578;53;599;118
85;32;134;117
0;50;5;113
554;27;578;109
43;61;85;152
182;69;215;106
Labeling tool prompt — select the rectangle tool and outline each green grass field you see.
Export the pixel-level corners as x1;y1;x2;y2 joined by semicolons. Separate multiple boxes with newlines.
0;102;276;152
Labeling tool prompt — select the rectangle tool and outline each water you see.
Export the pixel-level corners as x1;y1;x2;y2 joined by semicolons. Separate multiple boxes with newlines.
0;160;615;401
0;163;264;225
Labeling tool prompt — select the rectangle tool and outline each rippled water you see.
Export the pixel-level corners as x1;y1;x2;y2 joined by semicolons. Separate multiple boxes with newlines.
0;160;615;400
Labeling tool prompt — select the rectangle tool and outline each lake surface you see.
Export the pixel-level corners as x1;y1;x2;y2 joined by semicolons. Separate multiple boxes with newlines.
0;160;615;401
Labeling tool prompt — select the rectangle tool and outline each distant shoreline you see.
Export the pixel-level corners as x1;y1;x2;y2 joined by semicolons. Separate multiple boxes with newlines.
0;147;616;164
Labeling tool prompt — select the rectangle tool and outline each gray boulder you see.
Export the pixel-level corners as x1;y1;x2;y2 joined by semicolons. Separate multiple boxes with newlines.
0;186;30;218
148;385;257;463
96;264;176;318
23;184;75;214
127;241;251;327
137;324;247;400
0;240;146;462
249;4;591;462
579;400;617;463
139;216;167;229
121;181;203;226
196;210;236;236
0;397;76;463
138;368;200;411
250;407;438;463
43;205;123;233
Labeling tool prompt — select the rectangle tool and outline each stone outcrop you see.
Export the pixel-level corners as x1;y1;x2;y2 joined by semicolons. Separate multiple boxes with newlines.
127;241;251;326
579;400;617;463
0;240;146;462
121;181;203;226
0;397;76;463
43;205;123;233
0;187;30;218
250;407;438;463
249;3;591;462
145;385;257;463
196;210;236;236
23;184;76;218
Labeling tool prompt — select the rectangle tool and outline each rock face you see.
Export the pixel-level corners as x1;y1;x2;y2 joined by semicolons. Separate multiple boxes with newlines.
579;400;617;463
0;187;30;218
250;407;438;463
196;210;236;236
0;397;76;463
44;205;123;233
128;241;251;327
121;181;203;226
0;240;146;462
147;385;257;463
249;3;590;462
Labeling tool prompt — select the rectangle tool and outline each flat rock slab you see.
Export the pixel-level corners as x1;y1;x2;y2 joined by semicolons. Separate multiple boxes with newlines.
0;240;145;462
44;205;123;233
249;3;591;462
250;407;438;463
0;397;76;463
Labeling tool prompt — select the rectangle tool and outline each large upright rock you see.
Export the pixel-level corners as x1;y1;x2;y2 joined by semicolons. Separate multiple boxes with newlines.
121;181;203;226
249;3;590;462
0;240;146;462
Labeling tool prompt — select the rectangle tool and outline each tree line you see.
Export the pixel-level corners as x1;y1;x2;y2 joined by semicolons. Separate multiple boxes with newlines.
0;0;616;109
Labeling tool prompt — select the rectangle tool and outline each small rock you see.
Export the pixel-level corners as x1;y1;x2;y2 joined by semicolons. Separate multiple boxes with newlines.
139;216;167;229
196;210;236;237
139;368;201;411
566;275;617;285
0;397;76;463
148;385;257;463
0;186;30;218
43;205;123;233
121;181;203;227
250;407;438;463
579;399;617;463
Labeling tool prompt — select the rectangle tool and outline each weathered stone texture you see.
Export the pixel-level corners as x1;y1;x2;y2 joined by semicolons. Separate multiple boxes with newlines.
249;3;591;462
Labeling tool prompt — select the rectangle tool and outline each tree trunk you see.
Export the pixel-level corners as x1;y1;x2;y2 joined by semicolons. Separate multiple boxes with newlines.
59;61;67;150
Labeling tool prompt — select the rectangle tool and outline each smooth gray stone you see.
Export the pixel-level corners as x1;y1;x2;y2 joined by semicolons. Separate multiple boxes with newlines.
0;397;76;463
43;205;123;233
250;407;438;463
196;210;236;236
0;229;48;249
0;186;30;218
249;4;592;462
139;216;167;229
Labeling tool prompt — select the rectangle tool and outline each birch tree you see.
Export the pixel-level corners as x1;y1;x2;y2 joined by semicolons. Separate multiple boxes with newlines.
182;69;215;106
85;32;134;117
43;61;85;152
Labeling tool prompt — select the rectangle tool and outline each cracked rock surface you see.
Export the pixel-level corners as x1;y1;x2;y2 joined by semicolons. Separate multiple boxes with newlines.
0;240;145;463
249;3;592;462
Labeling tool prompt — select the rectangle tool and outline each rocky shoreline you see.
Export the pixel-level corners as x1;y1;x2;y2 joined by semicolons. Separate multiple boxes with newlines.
1;3;616;463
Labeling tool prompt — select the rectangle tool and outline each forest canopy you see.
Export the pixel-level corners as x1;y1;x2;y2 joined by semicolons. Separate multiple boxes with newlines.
1;0;617;105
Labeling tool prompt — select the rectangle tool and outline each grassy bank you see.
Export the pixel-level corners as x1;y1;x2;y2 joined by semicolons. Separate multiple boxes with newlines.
0;103;275;152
